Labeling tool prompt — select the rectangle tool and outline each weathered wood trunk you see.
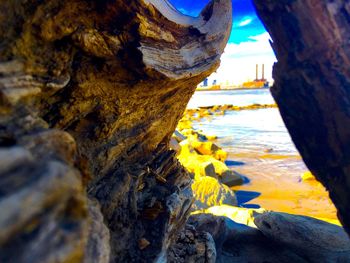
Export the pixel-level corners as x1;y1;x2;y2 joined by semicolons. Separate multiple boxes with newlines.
0;0;231;262
253;0;350;233
3;0;350;261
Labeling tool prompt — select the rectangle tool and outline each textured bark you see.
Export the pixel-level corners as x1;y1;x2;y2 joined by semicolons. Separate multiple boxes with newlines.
253;0;350;233
167;225;216;263
0;0;231;262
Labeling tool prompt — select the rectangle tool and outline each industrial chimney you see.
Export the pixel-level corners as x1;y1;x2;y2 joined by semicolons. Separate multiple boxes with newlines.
262;64;265;80
256;64;259;81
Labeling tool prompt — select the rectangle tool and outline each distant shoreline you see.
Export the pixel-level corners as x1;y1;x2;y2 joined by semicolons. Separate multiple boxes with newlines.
186;103;277;112
196;87;270;92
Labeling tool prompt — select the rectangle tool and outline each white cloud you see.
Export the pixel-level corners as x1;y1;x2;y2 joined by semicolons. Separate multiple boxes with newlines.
238;17;253;27
207;33;277;86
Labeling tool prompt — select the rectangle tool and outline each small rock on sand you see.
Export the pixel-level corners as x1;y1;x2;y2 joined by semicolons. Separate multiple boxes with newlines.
301;171;315;181
191;177;237;211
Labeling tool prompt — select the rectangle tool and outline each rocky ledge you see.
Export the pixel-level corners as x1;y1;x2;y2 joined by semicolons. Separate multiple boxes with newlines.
172;210;350;263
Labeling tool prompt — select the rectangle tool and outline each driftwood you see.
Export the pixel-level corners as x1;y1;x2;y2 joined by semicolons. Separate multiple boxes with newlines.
253;0;350;234
0;0;231;262
2;0;350;262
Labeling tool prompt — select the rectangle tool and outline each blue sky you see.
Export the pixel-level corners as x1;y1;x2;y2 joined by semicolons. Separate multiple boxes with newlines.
168;0;267;44
168;0;276;85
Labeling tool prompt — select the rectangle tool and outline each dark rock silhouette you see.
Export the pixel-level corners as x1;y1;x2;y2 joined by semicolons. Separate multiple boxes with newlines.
253;0;350;233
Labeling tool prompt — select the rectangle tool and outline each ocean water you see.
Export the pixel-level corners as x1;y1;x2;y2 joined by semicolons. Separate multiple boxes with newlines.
186;89;337;219
187;89;296;155
187;89;275;108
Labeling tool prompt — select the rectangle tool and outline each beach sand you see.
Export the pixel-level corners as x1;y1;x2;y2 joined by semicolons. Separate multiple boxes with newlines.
228;151;339;224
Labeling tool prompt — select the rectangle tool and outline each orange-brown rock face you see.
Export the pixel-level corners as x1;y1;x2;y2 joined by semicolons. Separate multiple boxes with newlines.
0;0;231;262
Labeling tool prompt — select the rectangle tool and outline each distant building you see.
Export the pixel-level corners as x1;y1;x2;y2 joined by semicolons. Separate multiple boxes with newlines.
203;78;208;87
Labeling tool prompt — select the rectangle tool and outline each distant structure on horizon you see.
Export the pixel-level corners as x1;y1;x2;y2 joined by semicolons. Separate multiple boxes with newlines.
197;64;270;91
241;64;269;89
203;78;208;87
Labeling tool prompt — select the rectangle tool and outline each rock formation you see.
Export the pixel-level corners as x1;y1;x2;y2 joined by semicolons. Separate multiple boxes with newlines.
186;211;350;263
0;0;231;262
254;212;350;262
253;0;350;233
191;176;237;211
168;224;217;263
186;213;307;263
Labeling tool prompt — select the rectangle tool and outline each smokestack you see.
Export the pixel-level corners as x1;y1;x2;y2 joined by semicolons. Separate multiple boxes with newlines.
262;64;265;80
256;64;258;81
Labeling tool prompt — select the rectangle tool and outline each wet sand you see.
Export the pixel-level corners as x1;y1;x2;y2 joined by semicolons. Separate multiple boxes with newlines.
227;150;339;224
